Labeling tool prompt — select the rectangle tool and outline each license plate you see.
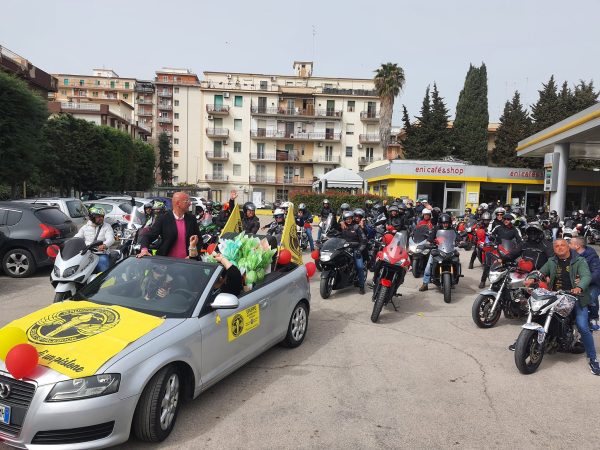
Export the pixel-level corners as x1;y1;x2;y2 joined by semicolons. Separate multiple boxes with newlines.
0;404;10;425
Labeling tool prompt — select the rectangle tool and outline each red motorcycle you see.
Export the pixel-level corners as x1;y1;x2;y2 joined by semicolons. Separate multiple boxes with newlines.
370;231;411;323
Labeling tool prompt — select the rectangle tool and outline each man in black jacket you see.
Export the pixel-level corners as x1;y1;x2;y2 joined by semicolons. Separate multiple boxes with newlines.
138;192;200;258
479;213;522;288
340;211;367;294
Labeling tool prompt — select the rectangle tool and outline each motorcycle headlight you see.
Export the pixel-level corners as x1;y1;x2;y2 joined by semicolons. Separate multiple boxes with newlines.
409;244;420;253
320;253;331;262
53;266;60;277
62;265;79;278
46;374;120;402
488;271;504;283
529;298;548;312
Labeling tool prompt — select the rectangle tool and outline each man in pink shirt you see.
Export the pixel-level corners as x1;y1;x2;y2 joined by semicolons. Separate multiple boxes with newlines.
137;192;200;259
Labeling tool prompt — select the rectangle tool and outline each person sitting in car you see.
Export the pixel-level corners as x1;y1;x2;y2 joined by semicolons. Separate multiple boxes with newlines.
140;264;173;300
212;253;243;296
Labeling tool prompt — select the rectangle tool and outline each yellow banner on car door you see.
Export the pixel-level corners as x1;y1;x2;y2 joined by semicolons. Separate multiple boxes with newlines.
2;301;164;378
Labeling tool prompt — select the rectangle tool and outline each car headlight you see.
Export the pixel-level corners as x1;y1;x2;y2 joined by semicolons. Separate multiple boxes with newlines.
488;271;504;283
53;266;60;277
46;374;121;402
320;253;331;262
62;265;79;278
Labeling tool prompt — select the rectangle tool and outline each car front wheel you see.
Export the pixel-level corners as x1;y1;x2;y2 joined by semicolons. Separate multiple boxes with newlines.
133;365;181;442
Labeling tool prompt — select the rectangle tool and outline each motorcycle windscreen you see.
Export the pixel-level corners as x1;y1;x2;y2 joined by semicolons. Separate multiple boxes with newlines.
322;214;333;235
60;237;88;259
465;217;476;229
321;237;347;252
386;232;408;259
498;238;517;256
412;225;430;243
435;229;457;253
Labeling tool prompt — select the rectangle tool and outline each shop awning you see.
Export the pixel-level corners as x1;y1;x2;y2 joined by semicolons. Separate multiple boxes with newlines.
313;167;365;192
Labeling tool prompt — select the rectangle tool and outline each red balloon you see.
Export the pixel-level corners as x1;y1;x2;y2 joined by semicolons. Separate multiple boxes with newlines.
46;244;60;259
305;262;316;278
5;344;39;380
311;249;320;260
206;243;217;254
278;249;292;265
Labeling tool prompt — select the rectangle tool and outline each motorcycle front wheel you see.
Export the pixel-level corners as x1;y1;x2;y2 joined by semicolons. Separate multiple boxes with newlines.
412;258;422;278
515;328;545;374
471;294;501;328
442;272;452;303
371;284;389;323
320;273;335;299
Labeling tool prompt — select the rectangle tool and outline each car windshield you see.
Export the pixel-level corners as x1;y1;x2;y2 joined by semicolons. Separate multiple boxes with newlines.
74;257;217;318
67;200;88;218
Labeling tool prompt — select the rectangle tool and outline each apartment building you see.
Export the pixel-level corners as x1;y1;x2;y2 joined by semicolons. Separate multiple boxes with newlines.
199;61;382;202
154;68;202;185
0;45;57;97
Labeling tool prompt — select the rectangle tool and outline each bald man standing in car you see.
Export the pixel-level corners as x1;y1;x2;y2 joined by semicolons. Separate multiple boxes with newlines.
138;192;200;258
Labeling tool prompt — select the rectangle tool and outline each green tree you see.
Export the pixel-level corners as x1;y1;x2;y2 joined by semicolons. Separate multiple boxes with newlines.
491;91;538;168
157;132;173;186
0;71;49;197
374;63;406;152
429;83;452;157
133;140;156;190
530;75;560;132
453;63;489;164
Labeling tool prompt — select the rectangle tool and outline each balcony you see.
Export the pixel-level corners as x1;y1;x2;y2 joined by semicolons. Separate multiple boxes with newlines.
206;104;230;115
135;85;155;93
158;104;172;110
250;129;341;141
358;157;374;166
250;153;277;162
249;175;276;183
359;133;380;144
73;91;87;98
137;98;153;105
138;110;153;117
158;91;172;98
201;80;279;92
205;151;229;161
250;104;343;119
157;117;173;124
158;130;172;137
206;127;229;138
205;174;229;181
319;87;378;97
275;177;314;186
314;155;341;164
360;110;380;122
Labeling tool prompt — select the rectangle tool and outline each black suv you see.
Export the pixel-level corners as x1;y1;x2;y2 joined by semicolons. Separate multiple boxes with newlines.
0;202;77;278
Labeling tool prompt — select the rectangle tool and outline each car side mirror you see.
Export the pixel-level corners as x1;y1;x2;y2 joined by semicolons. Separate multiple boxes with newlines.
211;293;239;310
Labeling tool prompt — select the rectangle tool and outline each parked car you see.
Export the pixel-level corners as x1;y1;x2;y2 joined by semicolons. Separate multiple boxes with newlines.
83;200;135;226
0;256;310;448
0;202;77;278
98;197;149;208
16;198;88;227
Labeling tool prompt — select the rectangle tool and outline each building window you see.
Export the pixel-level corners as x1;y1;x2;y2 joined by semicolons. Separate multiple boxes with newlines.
259;81;268;90
234;142;241;153
95;80;100;86
162;76;168;82
125;82;130;89
174;113;179;119
60;90;66;95
234;119;242;131
174;138;179;144
346;146;353;157
174;151;180;157
233;164;241;176
276;189;289;201
174;163;179;169
174;100;179;106
174;87;179;93
92;91;98;97
174;126;179;132
366;147;374;161
123;93;128;99
79;79;85;86
110;81;115;88
346;123;354;135
63;79;69;86
234;95;243;107
347;101;355;112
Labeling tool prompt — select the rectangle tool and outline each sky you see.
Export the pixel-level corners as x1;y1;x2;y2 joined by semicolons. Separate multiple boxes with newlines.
3;0;599;123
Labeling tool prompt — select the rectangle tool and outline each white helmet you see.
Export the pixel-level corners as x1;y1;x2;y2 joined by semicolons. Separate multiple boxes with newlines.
494;207;506;215
422;208;431;215
479;203;488;210
281;202;290;209
273;208;285;217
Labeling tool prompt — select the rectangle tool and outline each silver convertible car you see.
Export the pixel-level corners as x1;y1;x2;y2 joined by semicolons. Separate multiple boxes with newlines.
0;256;311;449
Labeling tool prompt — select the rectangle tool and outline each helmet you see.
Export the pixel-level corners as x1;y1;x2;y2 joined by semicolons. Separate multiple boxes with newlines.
298;203;306;211
323;199;330;205
274;199;282;208
476;206;483;214
399;204;407;212
340;203;350;212
143;202;153;210
421;208;431;216
481;212;492;221
152;200;165;211
354;208;365;218
537;206;545;214
572;210;579;217
439;214;452;225
432;207;441;214
222;202;230;211
406;200;414;207
365;199;373;207
281;202;290;210
465;207;472;214
494;207;506;215
205;200;214;210
342;211;354;221
512;207;522;216
388;205;399;214
273;208;285;220
550;210;557;217
526;224;543;243
504;213;515;221
88;205;106;218
244;202;256;212
479;203;489;211
212;201;222;212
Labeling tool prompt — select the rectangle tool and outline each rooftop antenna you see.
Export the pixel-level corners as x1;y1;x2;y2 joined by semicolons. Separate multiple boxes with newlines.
312;25;316;63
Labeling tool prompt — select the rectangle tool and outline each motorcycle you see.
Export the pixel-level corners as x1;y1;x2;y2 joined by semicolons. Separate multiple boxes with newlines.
457;217;477;251
471;239;531;328
514;288;580;374
583;217;600;245
408;225;431;278
428;229;463;303
318;235;360;299
314;214;334;271
297;224;309;250
370;232;410;323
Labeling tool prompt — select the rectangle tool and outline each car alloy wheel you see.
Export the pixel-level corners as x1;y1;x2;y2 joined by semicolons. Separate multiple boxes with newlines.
6;252;30;276
291;304;307;341
160;373;180;431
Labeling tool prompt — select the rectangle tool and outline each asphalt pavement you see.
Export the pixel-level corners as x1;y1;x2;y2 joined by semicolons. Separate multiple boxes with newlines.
1;241;600;449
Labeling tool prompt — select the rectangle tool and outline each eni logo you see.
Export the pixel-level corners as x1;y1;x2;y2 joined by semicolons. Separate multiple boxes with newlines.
27;308;120;345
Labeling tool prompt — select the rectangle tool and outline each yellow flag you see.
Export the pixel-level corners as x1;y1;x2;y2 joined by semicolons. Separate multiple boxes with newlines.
220;203;243;237
280;202;303;265
2;301;164;378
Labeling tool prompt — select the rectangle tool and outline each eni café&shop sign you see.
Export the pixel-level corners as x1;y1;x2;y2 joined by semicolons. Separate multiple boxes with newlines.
414;165;465;175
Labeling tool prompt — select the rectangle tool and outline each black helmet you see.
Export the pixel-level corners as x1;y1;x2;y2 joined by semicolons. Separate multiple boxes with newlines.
439;214;452;224
504;213;515;221
476;206;483;214
526;224;543;242
206;200;214;210
512;207;522;216
212;201;222;212
244;202;256;212
550;210;557;217
365;199;373;207
465;207;472;214
342;211;354;221
340;203;350;212
538;206;545;214
432;207;441;214
572;210;579;217
143;202;153;211
399;204;407;212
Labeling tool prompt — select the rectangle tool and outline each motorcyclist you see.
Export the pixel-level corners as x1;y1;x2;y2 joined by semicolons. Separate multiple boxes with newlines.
405;200;415;222
488;207;506;232
480;213;523;288
521;223;552;270
463;207;474;219
205;200;214;215
74;206;115;272
416;208;433;230
537;206;548;220
415;199;425;215
152;200;166;220
338;203;351;228
214;201;231;229
266;208;286;241
512;206;528;232
141;202;154;227
418;213;454;291
468;211;492;269
296;203;315;251
280;201;291;216
340;211;367;294
364;199;374;219
241;201;260;235
431;207;441;226
549;210;561;240
386;205;408;232
474;206;484;221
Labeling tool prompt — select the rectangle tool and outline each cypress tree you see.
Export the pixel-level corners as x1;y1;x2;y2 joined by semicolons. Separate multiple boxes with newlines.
453;63;489;165
530;75;560;132
157;132;173;186
429;83;452;157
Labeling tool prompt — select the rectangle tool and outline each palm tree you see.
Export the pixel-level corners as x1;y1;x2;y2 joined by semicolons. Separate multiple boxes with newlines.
374;63;406;155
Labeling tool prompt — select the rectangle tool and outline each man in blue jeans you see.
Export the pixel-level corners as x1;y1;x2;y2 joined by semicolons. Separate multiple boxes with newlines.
569;236;600;330
522;239;600;375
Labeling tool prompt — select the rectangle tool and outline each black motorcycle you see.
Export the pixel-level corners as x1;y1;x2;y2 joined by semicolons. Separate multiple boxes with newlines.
408;225;431;278
318;236;360;299
514;289;581;374
428;229;463;303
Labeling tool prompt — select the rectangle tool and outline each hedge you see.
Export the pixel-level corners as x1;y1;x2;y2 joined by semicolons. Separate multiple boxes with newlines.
290;191;393;214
